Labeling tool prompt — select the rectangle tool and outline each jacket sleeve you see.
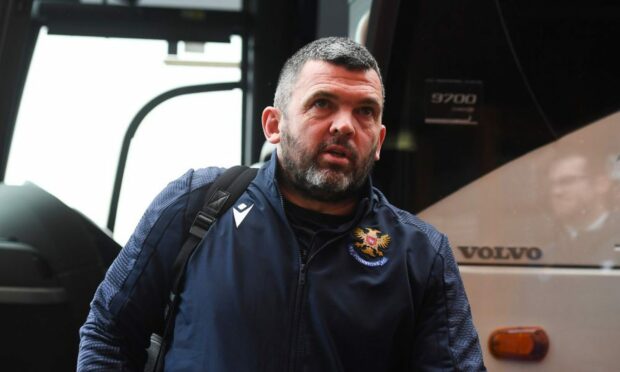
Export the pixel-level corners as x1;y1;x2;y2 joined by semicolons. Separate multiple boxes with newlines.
410;234;486;371
77;169;201;371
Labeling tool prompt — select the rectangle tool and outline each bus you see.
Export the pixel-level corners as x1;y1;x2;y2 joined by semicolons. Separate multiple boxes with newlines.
1;0;618;370
368;0;620;370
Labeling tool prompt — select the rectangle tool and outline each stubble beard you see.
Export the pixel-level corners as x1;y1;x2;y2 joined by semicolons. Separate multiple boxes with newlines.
278;130;377;203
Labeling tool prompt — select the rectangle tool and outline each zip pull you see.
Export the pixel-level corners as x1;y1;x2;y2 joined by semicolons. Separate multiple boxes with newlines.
299;263;307;285
300;247;309;264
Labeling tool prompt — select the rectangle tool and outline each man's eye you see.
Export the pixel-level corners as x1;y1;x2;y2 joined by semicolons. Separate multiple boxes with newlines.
313;99;330;109
357;107;375;117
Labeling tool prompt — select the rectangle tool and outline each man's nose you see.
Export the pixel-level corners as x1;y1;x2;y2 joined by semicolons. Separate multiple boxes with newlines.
329;111;355;136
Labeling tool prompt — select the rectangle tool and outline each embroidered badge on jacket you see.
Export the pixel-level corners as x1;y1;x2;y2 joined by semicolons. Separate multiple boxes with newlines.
348;227;391;267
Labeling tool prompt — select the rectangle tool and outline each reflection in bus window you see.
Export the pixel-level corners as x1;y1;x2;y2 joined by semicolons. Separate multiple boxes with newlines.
546;152;619;266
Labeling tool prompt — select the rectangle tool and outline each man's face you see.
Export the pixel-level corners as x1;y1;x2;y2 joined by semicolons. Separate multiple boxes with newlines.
275;60;386;202
548;155;598;221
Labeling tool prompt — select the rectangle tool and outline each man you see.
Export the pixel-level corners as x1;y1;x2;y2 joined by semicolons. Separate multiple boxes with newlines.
547;152;620;265
78;37;485;371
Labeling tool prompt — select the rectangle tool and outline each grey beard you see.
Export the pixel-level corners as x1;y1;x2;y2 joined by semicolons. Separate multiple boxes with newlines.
279;157;369;202
278;133;376;203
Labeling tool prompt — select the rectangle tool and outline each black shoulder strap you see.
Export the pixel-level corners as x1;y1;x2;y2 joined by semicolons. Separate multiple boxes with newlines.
152;165;258;372
170;165;257;293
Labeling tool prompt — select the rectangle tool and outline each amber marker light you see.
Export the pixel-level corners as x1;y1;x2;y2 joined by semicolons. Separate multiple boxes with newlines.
488;327;549;361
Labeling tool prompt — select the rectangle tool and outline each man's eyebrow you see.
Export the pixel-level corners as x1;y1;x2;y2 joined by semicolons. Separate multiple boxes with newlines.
303;90;338;103
358;97;382;109
304;90;382;108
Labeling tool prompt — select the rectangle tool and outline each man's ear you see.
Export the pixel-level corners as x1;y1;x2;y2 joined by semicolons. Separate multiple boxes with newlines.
374;124;387;160
262;106;282;144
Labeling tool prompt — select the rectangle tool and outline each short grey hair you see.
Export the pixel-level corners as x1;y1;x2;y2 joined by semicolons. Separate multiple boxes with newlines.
273;37;384;115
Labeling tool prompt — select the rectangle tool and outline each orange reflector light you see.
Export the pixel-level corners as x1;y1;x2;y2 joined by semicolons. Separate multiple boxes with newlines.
489;326;549;361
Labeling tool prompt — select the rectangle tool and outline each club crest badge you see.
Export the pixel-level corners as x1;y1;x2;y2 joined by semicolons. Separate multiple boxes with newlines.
348;227;391;267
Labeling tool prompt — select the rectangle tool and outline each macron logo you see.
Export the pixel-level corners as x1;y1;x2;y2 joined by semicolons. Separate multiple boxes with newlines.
233;202;254;228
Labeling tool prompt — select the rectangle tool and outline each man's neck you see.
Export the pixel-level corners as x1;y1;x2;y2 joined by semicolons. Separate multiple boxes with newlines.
563;203;609;233
278;182;358;216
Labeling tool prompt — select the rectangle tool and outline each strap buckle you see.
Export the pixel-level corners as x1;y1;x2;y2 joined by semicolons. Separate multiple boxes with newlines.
189;211;215;239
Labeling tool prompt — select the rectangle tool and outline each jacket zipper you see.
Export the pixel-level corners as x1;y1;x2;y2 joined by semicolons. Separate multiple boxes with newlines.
287;232;353;372
277;187;371;371
288;244;308;372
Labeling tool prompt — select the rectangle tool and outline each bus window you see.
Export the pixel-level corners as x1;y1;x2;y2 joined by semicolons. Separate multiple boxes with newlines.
419;113;620;268
5;29;242;244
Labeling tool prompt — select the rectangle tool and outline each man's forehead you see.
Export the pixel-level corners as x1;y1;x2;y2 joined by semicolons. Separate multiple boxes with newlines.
293;60;383;100
550;155;588;178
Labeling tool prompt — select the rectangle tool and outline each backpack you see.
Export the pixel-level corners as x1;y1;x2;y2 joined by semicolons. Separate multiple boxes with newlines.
145;165;258;372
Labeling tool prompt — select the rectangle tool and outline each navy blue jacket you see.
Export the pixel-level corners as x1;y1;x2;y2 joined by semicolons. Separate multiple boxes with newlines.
78;155;485;371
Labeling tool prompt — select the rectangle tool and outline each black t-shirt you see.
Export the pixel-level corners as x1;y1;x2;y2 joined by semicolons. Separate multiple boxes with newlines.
283;199;355;263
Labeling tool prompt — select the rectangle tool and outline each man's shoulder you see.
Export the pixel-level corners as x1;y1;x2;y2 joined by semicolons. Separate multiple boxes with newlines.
143;167;227;219
187;166;228;191
372;187;446;250
166;166;227;195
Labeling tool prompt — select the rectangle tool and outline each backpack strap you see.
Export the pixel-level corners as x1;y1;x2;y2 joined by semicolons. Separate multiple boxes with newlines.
151;165;258;372
170;165;257;293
